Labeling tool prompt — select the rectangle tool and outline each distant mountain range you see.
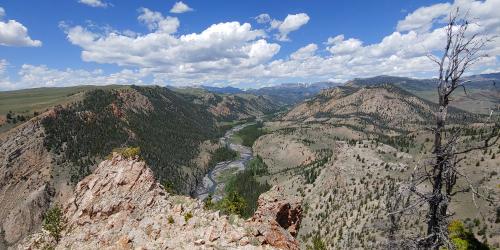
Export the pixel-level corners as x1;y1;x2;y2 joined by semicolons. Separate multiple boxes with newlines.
201;72;499;113
346;73;499;91
199;81;341;105
201;85;245;94
169;86;279;121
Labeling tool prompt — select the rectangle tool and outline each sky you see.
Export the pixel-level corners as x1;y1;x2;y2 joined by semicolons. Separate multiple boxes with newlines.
0;0;499;90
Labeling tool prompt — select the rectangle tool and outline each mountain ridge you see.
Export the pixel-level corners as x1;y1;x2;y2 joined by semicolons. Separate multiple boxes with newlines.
283;84;478;132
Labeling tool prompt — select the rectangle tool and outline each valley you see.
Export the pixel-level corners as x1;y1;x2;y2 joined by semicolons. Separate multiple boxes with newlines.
0;73;499;249
194;122;255;201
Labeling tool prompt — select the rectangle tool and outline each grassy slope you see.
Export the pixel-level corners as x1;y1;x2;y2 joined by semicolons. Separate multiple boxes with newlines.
0;85;125;133
0;85;123;115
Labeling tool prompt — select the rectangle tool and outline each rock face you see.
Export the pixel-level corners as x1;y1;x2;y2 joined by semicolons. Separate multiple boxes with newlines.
0;115;55;248
19;154;301;249
250;186;302;250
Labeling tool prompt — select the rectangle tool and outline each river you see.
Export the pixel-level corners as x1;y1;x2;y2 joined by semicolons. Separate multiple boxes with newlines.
193;122;254;201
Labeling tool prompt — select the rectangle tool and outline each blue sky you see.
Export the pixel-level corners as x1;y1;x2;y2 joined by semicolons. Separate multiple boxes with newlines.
0;0;499;90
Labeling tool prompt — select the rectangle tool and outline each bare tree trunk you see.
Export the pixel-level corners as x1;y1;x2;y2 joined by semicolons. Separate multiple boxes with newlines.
426;98;448;247
387;8;498;249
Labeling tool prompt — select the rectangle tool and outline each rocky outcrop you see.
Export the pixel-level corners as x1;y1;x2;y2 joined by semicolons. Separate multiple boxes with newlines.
249;186;302;250
19;154;301;249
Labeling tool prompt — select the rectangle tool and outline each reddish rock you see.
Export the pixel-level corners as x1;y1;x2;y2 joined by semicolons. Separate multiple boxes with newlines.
250;186;302;250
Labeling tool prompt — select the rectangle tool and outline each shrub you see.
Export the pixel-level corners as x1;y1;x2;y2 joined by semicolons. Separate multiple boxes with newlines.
204;194;214;210
307;234;327;250
184;212;193;222
43;206;64;242
162;180;176;194
168;215;174;224
217;191;247;216
448;220;489;250
113;146;141;159
495;207;500;223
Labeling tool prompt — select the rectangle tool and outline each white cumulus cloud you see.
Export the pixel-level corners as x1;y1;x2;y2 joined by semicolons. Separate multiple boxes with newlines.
397;3;451;32
138;8;179;33
0;8;42;47
170;1;193;14
79;0;109;8
17;65;147;89
290;43;318;60
62;8;280;80
326;35;363;55
269;13;310;41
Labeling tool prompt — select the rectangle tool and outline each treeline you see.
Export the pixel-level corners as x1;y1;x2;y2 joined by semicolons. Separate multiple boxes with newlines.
302;157;329;184
246;155;269;176
221;169;271;218
376;134;416;152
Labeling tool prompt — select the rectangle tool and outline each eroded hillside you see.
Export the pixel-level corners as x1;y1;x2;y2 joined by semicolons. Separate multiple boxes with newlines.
284;85;475;131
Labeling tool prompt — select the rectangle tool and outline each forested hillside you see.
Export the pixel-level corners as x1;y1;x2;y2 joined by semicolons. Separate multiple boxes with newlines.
41;86;219;193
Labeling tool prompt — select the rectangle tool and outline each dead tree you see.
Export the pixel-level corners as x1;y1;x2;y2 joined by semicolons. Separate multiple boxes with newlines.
417;9;499;249
388;8;499;249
